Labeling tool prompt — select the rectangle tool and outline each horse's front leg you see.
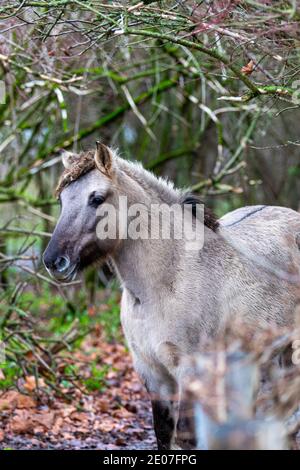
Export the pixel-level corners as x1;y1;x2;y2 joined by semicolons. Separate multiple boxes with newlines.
151;398;179;450
146;376;179;450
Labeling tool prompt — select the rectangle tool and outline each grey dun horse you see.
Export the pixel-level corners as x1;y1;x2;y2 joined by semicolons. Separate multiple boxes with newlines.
43;143;300;449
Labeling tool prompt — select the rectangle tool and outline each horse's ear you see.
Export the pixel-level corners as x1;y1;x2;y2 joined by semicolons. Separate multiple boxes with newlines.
60;150;78;169
94;141;113;176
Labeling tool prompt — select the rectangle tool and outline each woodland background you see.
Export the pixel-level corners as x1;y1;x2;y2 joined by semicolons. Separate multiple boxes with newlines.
0;0;300;449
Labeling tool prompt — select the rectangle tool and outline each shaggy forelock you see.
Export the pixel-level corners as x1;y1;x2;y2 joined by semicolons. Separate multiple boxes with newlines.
55;151;96;198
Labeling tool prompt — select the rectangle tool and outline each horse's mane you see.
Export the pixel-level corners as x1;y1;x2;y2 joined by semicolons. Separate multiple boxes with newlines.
55;150;219;232
180;193;219;232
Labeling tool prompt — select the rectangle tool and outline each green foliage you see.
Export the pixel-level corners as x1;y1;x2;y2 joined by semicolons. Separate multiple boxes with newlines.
83;363;110;392
288;166;300;177
0;362;20;390
0;275;121;394
98;292;122;342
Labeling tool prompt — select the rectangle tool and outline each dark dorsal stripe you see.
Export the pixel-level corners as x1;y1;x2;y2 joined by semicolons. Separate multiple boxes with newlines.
224;205;266;227
295;233;300;249
181;193;219;232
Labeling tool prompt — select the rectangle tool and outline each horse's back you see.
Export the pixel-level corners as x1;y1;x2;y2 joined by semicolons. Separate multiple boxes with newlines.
220;205;300;235
219;205;267;228
219;205;300;285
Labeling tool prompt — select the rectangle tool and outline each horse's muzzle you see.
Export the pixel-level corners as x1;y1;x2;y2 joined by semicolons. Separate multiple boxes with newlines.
43;252;78;282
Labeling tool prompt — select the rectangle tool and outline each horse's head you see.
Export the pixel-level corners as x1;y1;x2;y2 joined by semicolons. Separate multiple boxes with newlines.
43;143;121;281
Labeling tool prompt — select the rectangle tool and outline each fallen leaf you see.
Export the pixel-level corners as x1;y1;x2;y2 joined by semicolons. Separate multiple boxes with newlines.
88;305;96;317
94;420;116;433
10;410;55;434
25;351;35;361
241;59;254;75
10;410;34;433
0;391;36;411
32;412;55;430
71;411;89;423
24;375;46;392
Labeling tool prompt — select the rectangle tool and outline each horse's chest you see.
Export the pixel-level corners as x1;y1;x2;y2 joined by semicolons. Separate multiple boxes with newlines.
120;289;165;365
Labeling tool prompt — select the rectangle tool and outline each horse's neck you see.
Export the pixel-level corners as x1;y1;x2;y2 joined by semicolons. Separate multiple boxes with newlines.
111;237;178;303
111;164;175;300
111;227;221;306
111;162;220;303
116;157;180;205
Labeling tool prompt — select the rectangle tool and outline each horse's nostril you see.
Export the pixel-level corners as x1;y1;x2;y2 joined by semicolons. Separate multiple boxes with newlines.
54;256;70;273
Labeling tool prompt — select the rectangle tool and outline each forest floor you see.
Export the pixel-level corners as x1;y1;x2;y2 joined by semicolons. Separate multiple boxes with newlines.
0;337;156;450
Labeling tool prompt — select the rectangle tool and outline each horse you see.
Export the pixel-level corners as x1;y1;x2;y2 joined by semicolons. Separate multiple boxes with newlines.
43;142;300;449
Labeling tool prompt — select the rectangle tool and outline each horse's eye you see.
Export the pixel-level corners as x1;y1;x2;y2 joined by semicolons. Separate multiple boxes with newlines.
88;193;105;208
